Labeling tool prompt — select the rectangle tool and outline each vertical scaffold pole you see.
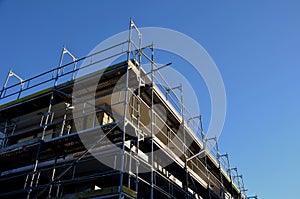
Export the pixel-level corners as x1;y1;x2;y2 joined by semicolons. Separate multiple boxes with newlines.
150;43;154;199
119;18;133;199
135;22;142;199
26;89;54;199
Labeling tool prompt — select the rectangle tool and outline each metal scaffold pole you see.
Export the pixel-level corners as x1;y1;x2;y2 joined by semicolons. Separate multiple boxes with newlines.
127;17;142;198
26;88;54;199
247;195;258;199
150;43;154;199
217;151;227;197
135;23;142;199
119;18;136;199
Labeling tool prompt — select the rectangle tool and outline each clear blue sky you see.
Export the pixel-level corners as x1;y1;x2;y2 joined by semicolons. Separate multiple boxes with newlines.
1;1;300;198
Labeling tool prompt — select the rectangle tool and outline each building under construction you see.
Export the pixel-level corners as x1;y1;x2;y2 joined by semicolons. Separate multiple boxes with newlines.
0;20;255;199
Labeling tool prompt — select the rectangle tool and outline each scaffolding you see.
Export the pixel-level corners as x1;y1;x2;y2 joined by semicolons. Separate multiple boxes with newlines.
0;19;256;199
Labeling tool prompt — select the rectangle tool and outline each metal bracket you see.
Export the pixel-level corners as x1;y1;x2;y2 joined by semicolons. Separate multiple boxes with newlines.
1;69;25;98
57;46;77;80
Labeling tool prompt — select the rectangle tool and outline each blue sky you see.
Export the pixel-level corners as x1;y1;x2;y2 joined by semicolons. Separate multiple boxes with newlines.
1;1;300;198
